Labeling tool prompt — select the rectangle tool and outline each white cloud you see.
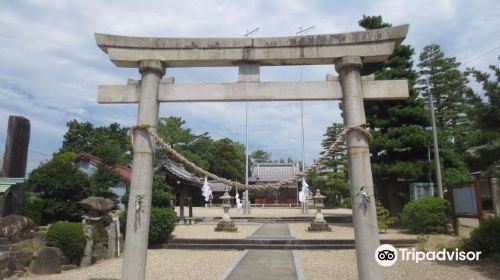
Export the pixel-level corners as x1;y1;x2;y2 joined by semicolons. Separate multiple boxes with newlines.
0;0;499;173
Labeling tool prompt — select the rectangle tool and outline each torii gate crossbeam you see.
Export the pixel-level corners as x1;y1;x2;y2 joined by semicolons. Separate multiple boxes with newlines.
95;25;410;280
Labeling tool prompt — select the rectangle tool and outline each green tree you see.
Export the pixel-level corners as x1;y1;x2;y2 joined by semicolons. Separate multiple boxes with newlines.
321;123;347;173
358;15;431;212
250;149;272;163
418;44;477;152
28;152;91;224
209;138;245;181
61;120;131;165
417;44;473;183
307;171;350;207
156;117;213;170
464;57;500;172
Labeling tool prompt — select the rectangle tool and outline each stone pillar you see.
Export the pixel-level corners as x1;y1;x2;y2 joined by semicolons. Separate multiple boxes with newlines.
2;116;30;178
336;56;383;280
491;178;500;217
80;224;95;267
122;60;164;280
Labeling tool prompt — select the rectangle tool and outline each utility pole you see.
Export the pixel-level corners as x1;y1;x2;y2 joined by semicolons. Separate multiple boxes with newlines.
242;27;260;214
426;76;443;198
296;25;315;212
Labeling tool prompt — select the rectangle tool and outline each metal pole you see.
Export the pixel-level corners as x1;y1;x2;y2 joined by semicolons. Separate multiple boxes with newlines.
296;25;315;211
243;28;259;214
426;76;443;198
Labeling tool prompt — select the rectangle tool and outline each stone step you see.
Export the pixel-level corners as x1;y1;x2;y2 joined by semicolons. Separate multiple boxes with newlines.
166;238;417;245
159;242;416;250
209;215;352;223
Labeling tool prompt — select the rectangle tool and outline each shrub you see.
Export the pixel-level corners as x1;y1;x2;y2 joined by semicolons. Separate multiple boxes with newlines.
341;197;352;209
400;197;451;234
463;217;500;257
46;221;86;263
376;201;396;233
119;207;177;245
149;207;177;244
23;195;44;225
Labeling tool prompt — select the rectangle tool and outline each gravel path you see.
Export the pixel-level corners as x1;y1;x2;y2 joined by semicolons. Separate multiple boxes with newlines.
290;223;418;240
299;250;500;280
171;223;261;239
20;249;240;280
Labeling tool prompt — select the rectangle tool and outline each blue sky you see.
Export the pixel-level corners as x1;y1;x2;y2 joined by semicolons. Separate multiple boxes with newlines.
1;0;499;173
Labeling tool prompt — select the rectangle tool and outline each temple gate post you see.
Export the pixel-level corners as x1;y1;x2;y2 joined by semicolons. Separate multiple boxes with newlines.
336;56;383;280
122;60;164;280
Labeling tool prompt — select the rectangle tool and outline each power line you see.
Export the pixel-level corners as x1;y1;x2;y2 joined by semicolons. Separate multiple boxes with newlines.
462;45;500;67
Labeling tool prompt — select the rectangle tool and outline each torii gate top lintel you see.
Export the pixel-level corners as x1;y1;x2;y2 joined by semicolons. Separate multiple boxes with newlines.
95;24;408;69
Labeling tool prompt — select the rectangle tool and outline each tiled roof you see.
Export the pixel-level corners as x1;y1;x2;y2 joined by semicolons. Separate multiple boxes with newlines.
75;153;132;182
155;158;203;187
249;163;299;182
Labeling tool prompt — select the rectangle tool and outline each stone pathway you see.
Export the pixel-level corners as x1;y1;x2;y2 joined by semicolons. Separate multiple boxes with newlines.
221;223;302;280
247;223;293;239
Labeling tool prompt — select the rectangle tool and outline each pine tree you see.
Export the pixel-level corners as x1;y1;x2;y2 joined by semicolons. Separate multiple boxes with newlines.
358;15;431;213
417;45;473;183
418;44;476;152
321;123;347;173
464;57;500;173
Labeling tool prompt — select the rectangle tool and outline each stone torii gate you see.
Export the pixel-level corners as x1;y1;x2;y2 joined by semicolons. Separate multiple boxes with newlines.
95;25;409;280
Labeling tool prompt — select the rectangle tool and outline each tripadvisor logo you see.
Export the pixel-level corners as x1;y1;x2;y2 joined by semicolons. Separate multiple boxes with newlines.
375;244;482;267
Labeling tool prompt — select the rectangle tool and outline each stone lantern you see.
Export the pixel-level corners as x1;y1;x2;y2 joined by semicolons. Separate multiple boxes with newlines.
308;189;331;231
215;189;237;232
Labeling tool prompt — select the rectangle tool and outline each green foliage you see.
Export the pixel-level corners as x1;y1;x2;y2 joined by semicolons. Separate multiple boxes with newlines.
46;222;86;263
23;195;44;225
250;149;272;163
151;176;175;208
28;152;91;224
341;197;352;209
307;171;349;207
358;15;392;29
156;117;245;181
376;201;396;233
119;207;177;244
464;58;500;171
357;15;432;193
61;120;131;165
321;123;347;173
210;138;245;181
121;175;174;208
90;165;121;202
462;217;500;257
120;175;176;242
149;207;177;244
400;197;451;234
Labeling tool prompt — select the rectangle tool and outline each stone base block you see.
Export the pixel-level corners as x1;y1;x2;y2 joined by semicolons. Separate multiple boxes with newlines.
308;222;332;232
214;221;237;232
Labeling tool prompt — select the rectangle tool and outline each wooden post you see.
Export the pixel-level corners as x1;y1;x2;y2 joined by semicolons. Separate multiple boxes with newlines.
491;178;500;217
122;60;164;280
179;192;186;224
336;56;383;280
2;116;30;178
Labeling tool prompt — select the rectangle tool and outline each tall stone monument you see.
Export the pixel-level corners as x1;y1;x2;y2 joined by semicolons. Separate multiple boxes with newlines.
2;116;30;178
